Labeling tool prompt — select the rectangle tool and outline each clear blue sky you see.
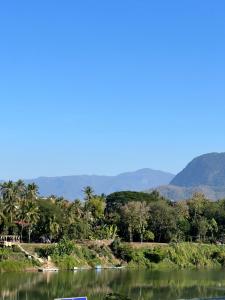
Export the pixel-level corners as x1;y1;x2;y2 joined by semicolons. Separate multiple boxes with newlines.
0;0;225;179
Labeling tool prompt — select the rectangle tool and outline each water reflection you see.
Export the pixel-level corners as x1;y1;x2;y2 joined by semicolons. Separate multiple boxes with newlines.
1;269;225;300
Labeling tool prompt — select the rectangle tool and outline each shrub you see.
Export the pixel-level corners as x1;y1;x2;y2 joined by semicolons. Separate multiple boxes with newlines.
52;255;80;270
88;244;113;259
35;245;55;258
0;248;11;261
110;239;134;262
211;250;225;265
36;238;76;258
54;238;75;256
144;248;164;263
110;237;121;257
144;231;155;242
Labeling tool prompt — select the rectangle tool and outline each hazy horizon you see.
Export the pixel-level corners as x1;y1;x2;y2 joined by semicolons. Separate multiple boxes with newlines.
1;167;176;182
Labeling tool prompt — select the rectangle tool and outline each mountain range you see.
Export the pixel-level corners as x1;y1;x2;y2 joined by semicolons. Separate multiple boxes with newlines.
2;152;225;201
25;168;174;200
154;152;225;200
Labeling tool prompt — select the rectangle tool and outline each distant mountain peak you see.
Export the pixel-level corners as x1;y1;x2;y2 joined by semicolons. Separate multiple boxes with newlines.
149;152;225;201
171;152;225;187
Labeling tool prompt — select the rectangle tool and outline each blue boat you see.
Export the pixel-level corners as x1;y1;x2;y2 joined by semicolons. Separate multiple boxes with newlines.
178;298;225;300
55;297;87;300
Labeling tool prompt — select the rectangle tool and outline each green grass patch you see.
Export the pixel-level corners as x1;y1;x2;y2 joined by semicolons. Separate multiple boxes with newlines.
0;247;37;272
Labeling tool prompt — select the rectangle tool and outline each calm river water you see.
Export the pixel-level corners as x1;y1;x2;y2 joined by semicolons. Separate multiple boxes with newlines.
1;269;225;300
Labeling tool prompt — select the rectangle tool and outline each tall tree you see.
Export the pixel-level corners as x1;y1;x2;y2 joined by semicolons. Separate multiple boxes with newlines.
0;181;18;225
83;186;94;201
121;201;149;242
26;183;39;201
149;200;176;242
25;201;39;243
15;180;26;202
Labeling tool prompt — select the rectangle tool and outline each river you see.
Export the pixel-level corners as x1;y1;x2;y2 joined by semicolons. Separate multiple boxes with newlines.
1;269;225;300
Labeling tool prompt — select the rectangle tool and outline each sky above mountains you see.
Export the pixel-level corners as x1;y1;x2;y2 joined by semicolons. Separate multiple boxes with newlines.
0;0;225;179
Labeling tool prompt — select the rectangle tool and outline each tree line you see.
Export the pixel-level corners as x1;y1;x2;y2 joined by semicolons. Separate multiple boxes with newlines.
0;180;225;244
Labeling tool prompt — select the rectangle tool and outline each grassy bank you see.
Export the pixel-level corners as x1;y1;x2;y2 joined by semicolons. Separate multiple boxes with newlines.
35;240;225;270
0;246;38;272
111;241;225;269
35;239;121;270
2;241;225;271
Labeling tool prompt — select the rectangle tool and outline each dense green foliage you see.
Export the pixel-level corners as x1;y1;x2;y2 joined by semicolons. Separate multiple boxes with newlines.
0;246;37;272
32;238;225;270
35;238;118;269
110;240;225;269
1;181;225;244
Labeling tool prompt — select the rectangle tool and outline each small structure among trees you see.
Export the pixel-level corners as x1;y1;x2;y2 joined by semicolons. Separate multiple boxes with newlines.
0;235;20;247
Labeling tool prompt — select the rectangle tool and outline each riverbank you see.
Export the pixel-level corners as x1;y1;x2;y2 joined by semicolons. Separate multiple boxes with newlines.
0;245;39;272
1;241;225;272
112;241;225;269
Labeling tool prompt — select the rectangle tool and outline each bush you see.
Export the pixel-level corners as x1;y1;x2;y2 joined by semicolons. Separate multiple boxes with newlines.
80;246;101;266
116;245;133;262
35;245;55;258
110;238;121;257
144;231;155;242
0;248;11;261
36;238;76;258
52;255;80;270
12;245;22;253
54;238;75;256
111;239;135;262
211;250;225;265
144;248;164;263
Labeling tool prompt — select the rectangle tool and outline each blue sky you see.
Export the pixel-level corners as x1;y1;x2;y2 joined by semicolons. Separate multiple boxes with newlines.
0;0;225;179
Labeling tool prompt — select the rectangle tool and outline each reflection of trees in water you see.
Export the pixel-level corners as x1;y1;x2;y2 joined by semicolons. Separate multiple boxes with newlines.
0;273;44;299
99;270;225;300
1;270;225;300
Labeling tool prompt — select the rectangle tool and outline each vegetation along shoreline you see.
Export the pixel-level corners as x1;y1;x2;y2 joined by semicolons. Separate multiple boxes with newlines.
2;181;225;272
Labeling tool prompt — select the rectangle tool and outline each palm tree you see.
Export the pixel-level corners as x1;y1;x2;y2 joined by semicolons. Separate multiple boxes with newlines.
49;216;60;241
83;186;94;201
0;181;18;224
56;197;69;209
0;203;5;225
25;201;39;243
16;200;28;241
4;181;39;241
0;181;14;201
15;180;26;201
26;183;39;201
